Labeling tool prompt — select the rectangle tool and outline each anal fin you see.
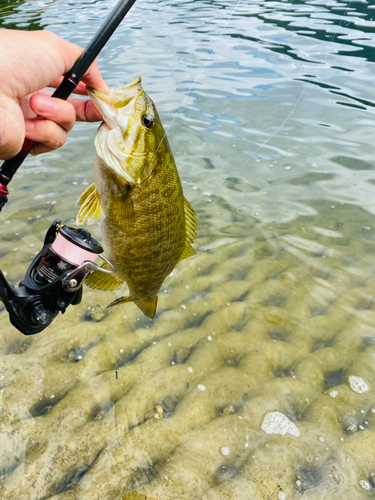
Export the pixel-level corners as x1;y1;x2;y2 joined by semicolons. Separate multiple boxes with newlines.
76;183;101;225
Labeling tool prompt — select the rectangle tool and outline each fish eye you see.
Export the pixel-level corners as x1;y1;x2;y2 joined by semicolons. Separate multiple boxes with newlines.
142;114;154;129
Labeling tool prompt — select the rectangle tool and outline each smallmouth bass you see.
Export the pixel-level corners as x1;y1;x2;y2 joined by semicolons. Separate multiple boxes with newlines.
76;76;197;319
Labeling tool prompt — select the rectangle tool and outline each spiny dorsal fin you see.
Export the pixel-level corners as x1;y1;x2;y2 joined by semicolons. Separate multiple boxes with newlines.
184;197;198;244
85;261;124;291
179;198;197;261
76;183;101;225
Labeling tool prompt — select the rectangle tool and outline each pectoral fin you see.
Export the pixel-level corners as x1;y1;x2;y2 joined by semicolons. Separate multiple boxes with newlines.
85;261;124;291
119;186;135;231
107;296;133;308
179;197;198;262
76;183;101;225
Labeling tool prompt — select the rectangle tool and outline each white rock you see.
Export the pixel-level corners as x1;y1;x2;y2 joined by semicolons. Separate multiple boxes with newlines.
359;480;370;490
348;376;369;394
261;411;300;437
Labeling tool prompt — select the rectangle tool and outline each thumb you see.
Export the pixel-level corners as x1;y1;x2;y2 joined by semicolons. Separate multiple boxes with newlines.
0;95;26;160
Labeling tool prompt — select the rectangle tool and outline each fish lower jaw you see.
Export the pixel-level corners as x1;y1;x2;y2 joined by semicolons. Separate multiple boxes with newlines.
95;125;136;184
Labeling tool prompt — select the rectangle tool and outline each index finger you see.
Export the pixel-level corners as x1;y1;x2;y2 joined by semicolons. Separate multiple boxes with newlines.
48;60;109;96
81;59;109;94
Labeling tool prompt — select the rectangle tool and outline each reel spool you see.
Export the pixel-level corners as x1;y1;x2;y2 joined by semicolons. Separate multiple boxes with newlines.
0;220;114;335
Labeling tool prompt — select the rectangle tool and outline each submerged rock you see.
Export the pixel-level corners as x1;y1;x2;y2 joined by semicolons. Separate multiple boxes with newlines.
85;304;107;322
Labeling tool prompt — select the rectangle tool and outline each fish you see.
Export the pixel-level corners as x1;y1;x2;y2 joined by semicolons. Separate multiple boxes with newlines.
76;76;197;319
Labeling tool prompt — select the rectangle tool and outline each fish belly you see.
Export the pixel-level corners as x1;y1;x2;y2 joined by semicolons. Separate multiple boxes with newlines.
100;156;186;302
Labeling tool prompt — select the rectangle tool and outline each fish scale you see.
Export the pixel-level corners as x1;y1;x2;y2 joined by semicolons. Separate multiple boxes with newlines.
76;77;197;318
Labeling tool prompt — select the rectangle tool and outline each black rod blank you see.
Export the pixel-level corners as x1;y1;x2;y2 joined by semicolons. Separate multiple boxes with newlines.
69;0;137;83
0;0;137;207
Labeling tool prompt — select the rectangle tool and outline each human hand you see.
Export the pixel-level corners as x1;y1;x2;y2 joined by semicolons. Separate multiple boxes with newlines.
0;29;109;160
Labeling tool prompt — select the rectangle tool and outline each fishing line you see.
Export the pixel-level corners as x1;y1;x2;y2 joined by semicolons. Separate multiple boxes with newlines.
156;0;355;173
235;0;355;172
66;0;354;227
62;0;244;224
61;157;96;227
154;0;244;156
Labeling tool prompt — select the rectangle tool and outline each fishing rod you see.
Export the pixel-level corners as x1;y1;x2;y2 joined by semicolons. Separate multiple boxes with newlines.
0;0;137;335
0;0;137;211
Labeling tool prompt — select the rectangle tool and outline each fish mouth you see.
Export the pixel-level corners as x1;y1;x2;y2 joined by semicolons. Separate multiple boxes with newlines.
122;76;142;88
86;87;114;105
87;77;144;129
87;87;117;129
87;76;143;104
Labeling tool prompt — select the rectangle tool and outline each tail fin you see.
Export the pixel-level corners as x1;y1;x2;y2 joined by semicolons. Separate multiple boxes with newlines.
135;296;158;319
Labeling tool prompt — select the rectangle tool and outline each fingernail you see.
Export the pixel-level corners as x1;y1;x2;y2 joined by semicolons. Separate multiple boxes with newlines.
25;120;34;132
34;96;57;113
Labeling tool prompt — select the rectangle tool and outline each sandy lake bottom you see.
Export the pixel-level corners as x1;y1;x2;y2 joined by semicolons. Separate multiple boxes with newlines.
1;0;375;498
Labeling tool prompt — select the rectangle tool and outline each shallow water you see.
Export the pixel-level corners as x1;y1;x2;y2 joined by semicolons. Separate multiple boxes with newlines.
1;0;375;498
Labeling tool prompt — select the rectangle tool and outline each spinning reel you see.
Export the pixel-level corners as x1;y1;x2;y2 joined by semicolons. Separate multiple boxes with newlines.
0;220;114;335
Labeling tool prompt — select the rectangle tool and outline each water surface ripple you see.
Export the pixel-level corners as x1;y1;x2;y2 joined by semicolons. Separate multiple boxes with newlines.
1;1;375;499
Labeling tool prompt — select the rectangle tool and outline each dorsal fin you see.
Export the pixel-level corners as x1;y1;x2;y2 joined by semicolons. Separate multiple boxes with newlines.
179;242;196;261
184;197;198;243
85;261;124;291
76;183;101;225
179;197;198;262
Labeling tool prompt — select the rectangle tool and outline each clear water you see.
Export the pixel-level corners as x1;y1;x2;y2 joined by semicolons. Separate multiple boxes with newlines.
1;0;375;499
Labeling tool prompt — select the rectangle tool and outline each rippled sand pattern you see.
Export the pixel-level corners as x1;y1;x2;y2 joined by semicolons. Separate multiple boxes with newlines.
2;0;375;498
1;202;375;500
